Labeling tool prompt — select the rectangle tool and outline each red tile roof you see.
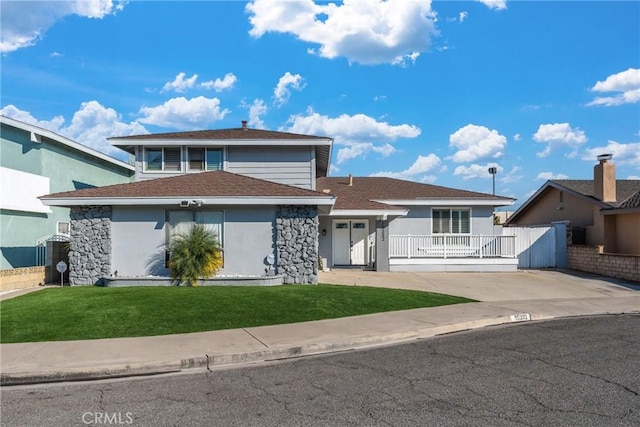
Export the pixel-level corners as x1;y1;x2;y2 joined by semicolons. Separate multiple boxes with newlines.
317;176;513;210
41;171;331;200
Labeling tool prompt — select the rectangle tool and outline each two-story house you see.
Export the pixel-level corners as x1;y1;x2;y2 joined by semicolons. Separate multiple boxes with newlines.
40;121;516;286
0;116;134;290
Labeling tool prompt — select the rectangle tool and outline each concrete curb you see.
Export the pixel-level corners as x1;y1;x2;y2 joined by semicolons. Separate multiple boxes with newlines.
1;311;610;387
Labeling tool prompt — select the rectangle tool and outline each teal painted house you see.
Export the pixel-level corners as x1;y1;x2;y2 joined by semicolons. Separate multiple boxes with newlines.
0;116;135;278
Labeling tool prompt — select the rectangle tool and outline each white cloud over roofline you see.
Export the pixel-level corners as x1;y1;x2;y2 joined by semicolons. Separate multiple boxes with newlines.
0;101;145;161
533;122;587;158
582;141;640;168
448;124;507;163
370;154;443;182
161;73;198;93
0;0;125;53
273;72;305;107
201;73;238;92
246;0;437;66
537;172;569;180
138;96;230;130
587;68;640;107
284;109;420;164
454;163;502;180
476;0;507;10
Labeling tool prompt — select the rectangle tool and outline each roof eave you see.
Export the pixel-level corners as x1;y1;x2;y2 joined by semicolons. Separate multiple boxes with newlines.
1;116;135;171
40;196;336;207
373;198;515;207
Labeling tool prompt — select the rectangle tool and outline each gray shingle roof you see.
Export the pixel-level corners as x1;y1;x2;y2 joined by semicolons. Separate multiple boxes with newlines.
317;176;513;210
41;171;330;200
109;128;331;141
551;180;640;209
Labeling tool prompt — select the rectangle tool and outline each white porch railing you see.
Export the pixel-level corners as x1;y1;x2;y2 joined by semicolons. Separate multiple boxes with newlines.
389;235;516;259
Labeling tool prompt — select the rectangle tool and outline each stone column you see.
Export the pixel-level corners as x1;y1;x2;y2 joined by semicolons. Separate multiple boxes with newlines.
69;206;112;285
275;206;319;284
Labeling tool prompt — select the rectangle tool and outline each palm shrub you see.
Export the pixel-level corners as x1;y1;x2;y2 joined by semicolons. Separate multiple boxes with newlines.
168;224;223;286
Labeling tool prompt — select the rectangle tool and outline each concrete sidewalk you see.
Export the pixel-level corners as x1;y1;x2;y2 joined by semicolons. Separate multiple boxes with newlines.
1;270;639;386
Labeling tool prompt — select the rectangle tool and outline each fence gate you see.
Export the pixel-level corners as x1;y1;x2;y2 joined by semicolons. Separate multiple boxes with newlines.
503;225;557;268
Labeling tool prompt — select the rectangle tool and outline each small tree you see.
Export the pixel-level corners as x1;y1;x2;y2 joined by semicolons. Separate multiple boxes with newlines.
169;224;223;286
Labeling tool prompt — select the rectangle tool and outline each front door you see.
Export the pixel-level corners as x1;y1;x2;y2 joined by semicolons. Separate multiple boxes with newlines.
332;220;369;266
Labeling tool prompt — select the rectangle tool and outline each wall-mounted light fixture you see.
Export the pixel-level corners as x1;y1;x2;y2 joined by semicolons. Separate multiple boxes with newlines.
322;229;327;236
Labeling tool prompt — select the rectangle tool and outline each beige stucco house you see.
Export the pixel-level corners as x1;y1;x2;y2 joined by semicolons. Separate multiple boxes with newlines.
505;155;640;255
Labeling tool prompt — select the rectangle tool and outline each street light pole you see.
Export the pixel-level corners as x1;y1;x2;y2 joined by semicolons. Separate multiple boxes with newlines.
488;167;497;195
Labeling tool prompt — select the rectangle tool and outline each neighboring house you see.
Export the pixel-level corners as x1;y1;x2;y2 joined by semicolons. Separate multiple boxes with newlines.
0;116;135;289
505;154;640;255
40;122;517;286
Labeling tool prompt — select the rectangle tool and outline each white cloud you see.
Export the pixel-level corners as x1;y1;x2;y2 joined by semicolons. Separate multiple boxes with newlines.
513;133;521;141
533;123;587;158
284;108;421;163
161;72;198;93
499;166;524;184
329;164;340;175
242;98;268;129
0;102;145;160
0;104;66;132
537;172;569;180
448;124;507;162
587;68;640;107
627;175;640;180
459;12;468;22
274;72;305;107
138;97;230;130
247;0;437;66
336;142;396;164
200;73;237;92
476;0;507;10
0;0;124;53
582;140;640;168
370;154;443;181
454;163;502;181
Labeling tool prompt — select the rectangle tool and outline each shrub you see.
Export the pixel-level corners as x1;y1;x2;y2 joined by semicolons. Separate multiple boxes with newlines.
168;224;223;286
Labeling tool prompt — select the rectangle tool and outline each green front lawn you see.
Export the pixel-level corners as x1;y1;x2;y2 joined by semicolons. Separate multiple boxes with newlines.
0;285;474;343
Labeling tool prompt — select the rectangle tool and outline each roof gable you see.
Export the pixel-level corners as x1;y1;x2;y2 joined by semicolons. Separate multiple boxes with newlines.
506;179;640;223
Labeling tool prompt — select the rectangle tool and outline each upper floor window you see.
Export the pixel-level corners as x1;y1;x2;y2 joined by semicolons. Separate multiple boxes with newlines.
433;208;470;234
188;147;223;171
146;147;181;172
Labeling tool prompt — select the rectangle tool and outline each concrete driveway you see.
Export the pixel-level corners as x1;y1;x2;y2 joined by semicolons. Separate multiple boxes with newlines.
319;268;639;301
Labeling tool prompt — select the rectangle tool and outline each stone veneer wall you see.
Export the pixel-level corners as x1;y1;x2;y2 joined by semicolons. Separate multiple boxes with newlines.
568;245;640;283
276;206;319;284
69;206;112;285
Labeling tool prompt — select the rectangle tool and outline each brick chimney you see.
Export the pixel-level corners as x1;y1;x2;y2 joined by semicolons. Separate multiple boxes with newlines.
594;154;616;202
241;120;247;130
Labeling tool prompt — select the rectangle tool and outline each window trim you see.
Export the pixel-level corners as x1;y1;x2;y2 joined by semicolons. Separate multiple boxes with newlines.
186;147;224;172
57;221;70;236
144;147;183;173
431;207;472;234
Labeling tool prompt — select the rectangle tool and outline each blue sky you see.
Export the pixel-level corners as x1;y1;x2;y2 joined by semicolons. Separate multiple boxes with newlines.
1;0;639;207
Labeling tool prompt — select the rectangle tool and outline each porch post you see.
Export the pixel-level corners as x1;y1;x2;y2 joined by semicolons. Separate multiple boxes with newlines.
375;219;389;272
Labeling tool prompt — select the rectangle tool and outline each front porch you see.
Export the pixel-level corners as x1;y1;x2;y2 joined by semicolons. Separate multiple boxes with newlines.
388;234;518;272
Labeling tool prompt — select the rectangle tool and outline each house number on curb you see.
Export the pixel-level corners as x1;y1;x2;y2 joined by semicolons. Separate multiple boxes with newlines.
510;313;531;322
56;261;68;287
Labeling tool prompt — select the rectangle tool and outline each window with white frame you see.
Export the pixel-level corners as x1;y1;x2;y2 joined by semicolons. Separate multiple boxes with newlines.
57;221;70;236
187;147;223;171
432;208;470;234
145;147;182;172
167;210;224;267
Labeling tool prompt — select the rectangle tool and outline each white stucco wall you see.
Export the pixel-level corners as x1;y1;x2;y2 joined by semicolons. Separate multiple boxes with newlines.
110;205;277;278
111;207;168;277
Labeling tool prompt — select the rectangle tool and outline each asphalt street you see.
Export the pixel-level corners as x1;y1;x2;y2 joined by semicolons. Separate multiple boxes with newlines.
2;314;639;426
